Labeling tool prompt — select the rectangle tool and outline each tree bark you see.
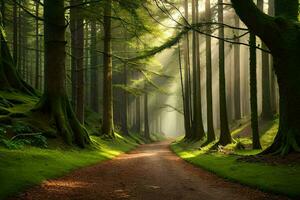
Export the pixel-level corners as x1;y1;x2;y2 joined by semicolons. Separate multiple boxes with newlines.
121;63;129;136
102;0;115;138
218;0;231;146
257;0;272;120
12;0;18;65
233;15;241;120
144;92;150;141
0;19;34;95
90;20;99;113
34;0;90;147
192;0;205;140
205;0;215;143
249;32;261;149
231;0;300;154
34;0;40;90
70;0;85;123
183;0;192;140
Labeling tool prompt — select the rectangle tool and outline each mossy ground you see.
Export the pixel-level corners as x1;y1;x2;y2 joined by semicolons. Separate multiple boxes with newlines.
0;91;153;199
0;133;142;199
171;119;300;198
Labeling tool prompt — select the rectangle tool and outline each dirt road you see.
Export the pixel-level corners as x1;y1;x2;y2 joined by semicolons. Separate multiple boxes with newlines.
12;141;288;200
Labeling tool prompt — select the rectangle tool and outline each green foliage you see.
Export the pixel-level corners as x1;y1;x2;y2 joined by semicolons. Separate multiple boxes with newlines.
11;122;32;134
0;138;29;149
0;127;5;137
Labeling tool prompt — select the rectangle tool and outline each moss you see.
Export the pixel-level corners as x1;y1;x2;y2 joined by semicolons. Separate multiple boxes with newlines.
0;132;142;199
171;119;300;198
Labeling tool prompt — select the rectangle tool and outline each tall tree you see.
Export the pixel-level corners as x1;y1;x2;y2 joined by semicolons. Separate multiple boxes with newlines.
257;0;272;120
144;92;150;141
191;0;205;140
183;0;192;140
205;0;215;143
12;0;18;65
0;15;34;95
120;63;129;136
70;0;85;123
249;31;262;149
231;0;300;155
34;0;40;90
233;15;241;120
34;0;90;147
90;20;99;113
268;0;277;115
102;0;115;138
218;0;231;146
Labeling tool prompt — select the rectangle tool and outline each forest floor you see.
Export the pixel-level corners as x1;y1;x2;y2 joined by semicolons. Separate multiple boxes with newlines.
171;119;300;199
10;141;289;200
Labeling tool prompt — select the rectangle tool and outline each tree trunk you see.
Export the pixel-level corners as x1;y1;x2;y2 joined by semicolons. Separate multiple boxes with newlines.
144;92;150;141
233;15;241;120
268;0;277;115
34;0;40;90
90;21;99;113
12;0;18;65
70;0;85;123
178;41;190;139
183;0;192;140
257;0;272;120
231;0;300;155
218;0;231;146
249;32;262;149
121;63;129;136
136;94;141;134
102;0;114;138
0;21;34;95
192;0;205;140
205;0;215;143
34;0;90;147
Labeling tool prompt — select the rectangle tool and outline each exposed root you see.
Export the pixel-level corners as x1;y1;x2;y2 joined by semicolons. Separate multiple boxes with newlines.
261;128;300;156
33;95;90;148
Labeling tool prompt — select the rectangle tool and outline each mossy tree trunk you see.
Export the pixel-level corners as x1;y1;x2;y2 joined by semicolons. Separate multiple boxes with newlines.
34;0;90;147
0;17;35;95
232;0;300;155
101;0;115;138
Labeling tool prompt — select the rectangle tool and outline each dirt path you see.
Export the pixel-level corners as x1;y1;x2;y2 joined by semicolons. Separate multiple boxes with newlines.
12;141;288;200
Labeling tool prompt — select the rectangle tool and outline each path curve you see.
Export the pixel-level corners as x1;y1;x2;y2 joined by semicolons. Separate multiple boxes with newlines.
12;141;288;200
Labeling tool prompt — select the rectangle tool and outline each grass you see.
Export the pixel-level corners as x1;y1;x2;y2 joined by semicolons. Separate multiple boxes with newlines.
0;133;142;199
171;120;300;198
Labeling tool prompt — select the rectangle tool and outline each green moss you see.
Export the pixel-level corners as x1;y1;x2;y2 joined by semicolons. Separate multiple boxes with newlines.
171;120;300;198
0;133;140;199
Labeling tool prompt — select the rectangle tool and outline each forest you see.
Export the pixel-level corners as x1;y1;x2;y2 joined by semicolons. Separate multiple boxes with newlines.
0;0;299;199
